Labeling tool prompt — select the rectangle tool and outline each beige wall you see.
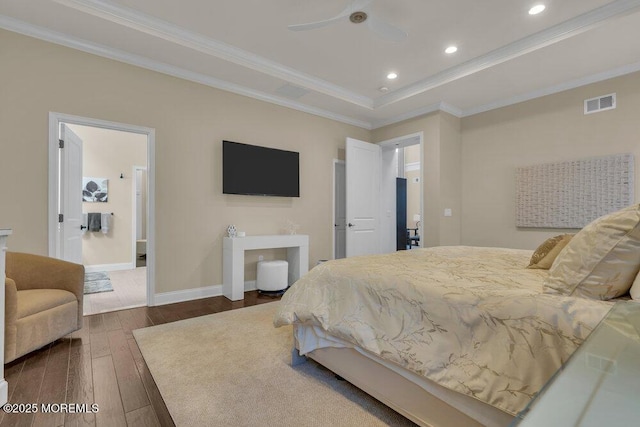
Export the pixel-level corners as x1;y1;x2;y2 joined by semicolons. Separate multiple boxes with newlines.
373;112;462;247
461;71;640;249
69;124;147;266
439;112;462;246
0;29;369;293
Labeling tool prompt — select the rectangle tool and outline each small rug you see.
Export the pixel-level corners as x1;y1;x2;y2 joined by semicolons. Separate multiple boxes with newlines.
84;271;113;294
133;302;414;426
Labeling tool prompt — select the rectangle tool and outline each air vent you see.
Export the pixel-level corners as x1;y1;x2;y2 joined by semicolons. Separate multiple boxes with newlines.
275;84;310;100
584;93;616;114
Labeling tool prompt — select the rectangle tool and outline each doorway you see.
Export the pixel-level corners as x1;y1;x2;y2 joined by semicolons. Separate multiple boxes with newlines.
378;132;424;252
332;132;423;258
48;112;156;315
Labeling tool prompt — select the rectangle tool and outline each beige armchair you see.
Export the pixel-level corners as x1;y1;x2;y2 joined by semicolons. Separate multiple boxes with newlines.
4;252;84;363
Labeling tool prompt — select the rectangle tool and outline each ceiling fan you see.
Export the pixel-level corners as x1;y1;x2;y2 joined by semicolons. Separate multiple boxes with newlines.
288;0;408;42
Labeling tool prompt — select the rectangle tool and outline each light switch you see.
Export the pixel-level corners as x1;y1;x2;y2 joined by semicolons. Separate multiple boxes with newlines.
444;208;452;217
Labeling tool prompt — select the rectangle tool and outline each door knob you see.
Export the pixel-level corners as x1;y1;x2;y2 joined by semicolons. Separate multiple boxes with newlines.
348;223;355;227
80;225;87;230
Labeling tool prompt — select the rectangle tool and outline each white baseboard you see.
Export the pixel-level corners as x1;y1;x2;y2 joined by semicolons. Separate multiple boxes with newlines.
152;281;258;306
84;262;135;273
244;280;257;292
153;284;223;306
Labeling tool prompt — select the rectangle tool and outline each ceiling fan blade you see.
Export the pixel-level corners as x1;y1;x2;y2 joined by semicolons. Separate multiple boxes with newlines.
288;0;374;32
288;15;348;32
367;15;408;42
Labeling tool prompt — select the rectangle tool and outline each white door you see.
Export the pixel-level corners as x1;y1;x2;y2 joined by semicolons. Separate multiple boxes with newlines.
346;137;381;257
60;124;83;264
334;161;346;259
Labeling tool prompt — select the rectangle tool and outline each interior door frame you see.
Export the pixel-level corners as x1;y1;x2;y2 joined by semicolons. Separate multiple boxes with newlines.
132;165;147;266
332;159;346;259
377;132;424;249
48;112;157;306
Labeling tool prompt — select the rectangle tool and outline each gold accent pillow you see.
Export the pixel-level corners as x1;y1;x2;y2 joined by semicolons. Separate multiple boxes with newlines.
527;234;573;269
544;204;640;300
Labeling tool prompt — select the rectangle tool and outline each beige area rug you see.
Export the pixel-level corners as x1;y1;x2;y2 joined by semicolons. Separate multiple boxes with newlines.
133;302;414;426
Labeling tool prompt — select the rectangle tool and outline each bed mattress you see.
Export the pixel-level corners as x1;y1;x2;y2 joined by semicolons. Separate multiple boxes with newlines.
274;246;613;415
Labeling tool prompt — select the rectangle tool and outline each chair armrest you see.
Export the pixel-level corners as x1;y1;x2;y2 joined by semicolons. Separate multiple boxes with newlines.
6;251;84;304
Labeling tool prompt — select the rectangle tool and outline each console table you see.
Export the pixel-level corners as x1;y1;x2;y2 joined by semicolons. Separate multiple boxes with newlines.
0;229;12;405
223;234;309;301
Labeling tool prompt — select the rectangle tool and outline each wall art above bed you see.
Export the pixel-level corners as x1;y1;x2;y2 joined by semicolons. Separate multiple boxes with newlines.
516;154;634;228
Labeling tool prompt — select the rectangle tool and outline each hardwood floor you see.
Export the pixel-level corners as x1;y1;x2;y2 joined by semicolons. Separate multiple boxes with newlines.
1;291;281;427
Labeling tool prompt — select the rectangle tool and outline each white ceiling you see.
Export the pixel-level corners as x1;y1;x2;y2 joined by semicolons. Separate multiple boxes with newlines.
2;0;640;129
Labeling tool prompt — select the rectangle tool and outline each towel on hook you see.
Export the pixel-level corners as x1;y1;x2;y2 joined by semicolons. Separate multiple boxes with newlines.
101;213;111;234
81;213;88;235
87;213;101;232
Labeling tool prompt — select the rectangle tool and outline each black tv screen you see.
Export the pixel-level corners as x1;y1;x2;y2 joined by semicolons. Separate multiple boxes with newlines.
223;140;300;197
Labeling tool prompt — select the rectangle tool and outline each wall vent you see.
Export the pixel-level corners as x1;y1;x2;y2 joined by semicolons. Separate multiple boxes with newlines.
584;93;616;114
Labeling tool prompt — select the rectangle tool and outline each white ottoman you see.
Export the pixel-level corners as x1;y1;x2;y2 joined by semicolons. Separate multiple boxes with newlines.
256;260;288;292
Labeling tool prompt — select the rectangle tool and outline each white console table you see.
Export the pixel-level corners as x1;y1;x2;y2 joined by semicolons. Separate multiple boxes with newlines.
223;234;309;301
0;229;12;405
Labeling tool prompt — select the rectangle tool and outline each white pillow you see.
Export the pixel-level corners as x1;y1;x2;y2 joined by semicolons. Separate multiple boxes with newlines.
544;204;640;300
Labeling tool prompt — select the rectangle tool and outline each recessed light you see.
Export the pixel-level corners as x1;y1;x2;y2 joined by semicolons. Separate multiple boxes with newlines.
387;72;398;80
379;86;389;92
529;4;546;15
445;46;458;54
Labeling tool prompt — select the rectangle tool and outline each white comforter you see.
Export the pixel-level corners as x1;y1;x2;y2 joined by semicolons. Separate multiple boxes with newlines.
274;246;613;415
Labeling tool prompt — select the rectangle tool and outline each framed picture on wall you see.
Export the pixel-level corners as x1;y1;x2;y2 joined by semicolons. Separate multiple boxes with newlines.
83;177;109;202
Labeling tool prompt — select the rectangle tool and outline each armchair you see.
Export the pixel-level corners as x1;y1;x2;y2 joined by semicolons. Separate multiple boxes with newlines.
4;252;84;363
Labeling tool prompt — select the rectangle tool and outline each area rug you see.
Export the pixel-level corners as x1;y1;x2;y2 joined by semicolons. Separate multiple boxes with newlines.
83;271;113;294
133;302;413;426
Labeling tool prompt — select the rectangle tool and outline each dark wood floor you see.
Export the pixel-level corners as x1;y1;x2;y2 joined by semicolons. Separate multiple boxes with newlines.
1;291;280;427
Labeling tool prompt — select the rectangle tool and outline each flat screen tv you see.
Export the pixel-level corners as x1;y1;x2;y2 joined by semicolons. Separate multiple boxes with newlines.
223;140;300;197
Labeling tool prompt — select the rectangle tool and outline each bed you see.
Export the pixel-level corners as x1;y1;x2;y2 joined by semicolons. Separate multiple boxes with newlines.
274;205;640;426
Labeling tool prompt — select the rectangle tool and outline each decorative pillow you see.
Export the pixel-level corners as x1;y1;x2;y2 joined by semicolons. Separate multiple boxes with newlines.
527;234;573;269
544;204;640;300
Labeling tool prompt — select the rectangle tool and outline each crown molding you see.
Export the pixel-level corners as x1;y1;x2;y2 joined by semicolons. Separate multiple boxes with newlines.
0;15;372;130
54;0;373;109
374;0;640;109
461;59;640;117
371;102;461;129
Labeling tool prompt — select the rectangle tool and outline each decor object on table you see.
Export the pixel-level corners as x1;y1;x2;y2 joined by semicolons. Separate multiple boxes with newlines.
227;224;237;238
283;219;300;235
82;177;109;202
4;252;84;363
